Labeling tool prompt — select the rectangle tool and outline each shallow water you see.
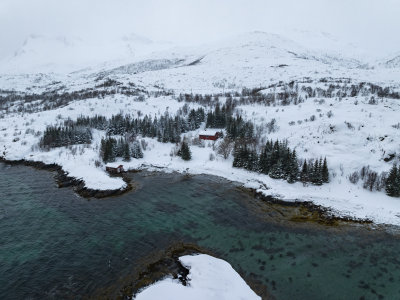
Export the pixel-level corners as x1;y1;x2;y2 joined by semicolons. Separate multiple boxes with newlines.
1;163;400;299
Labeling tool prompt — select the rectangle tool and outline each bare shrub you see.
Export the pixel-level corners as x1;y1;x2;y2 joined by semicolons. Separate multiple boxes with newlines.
266;118;278;133
345;121;354;130
192;137;205;147
368;96;377;105
392;123;400;129
349;171;360;184
349;166;387;192
140;139;148;151
217;137;233;159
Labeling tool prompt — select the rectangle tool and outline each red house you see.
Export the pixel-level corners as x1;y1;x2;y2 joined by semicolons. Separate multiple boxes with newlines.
106;165;124;174
199;130;223;141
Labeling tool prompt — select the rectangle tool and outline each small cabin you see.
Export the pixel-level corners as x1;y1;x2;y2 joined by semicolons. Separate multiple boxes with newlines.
106;165;124;174
199;130;223;141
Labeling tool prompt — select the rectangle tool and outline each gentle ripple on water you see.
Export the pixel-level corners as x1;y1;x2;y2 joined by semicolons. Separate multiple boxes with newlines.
1;163;400;299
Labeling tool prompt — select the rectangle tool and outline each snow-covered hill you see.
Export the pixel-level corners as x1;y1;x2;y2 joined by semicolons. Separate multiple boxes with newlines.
382;54;400;69
0;33;174;74
1;31;399;94
1;31;400;225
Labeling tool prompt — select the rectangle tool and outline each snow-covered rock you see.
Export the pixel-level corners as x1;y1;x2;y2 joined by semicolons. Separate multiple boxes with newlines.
134;254;261;300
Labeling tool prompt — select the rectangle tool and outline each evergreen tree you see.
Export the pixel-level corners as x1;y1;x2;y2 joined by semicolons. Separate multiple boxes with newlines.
123;142;131;162
322;157;329;183
386;164;399;197
312;159;322;185
397;168;400;196
245;148;258;171
316;158;323;185
269;160;285;179
233;144;246;168
259;141;272;174
100;137;117;163
300;160;309;183
287;150;299;183
131;141;144;159
178;141;192;161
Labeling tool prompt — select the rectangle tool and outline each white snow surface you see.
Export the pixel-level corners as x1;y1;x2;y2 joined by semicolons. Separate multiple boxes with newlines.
134;254;261;300
1;31;400;94
1;92;400;225
0;34;174;74
1;31;400;225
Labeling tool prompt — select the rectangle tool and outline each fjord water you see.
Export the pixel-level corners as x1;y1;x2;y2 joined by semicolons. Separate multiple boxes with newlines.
1;163;400;300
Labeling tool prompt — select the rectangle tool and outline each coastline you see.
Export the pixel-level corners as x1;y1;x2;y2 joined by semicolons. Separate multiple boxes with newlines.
0;157;379;227
89;243;271;300
0;158;133;198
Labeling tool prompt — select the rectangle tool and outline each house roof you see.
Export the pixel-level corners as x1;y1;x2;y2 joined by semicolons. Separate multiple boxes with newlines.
107;163;124;169
199;129;222;136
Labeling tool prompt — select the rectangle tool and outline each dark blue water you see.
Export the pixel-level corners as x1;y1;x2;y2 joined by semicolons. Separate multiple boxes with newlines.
1;163;400;300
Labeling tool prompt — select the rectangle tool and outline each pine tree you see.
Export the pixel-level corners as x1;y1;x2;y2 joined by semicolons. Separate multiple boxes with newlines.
259;146;270;174
233;142;247;168
178;141;192;161
322;157;329;183
316;158;323;185
131;141;143;159
386;164;399;197
100;137;116;163
300;160;308;183
123;142;131;162
287;150;299;183
269;160;285;179
246;148;258;171
397;168;400;197
312;159;322;185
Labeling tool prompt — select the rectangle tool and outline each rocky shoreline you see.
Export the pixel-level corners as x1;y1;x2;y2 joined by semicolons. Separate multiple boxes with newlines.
251;190;374;226
89;242;272;300
0;158;133;198
0;158;377;226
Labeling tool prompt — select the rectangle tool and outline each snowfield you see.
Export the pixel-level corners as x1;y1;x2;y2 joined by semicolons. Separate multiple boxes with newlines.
1;91;400;225
1;31;400;225
134;254;261;300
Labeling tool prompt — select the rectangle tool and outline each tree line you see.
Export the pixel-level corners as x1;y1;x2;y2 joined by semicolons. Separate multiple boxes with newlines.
100;137;143;163
233;139;329;185
40;125;92;149
205;102;255;141
41;107;206;150
175;80;400;110
72;108;205;143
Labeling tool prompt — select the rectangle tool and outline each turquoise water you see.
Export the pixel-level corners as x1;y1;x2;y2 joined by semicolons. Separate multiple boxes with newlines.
1;163;400;299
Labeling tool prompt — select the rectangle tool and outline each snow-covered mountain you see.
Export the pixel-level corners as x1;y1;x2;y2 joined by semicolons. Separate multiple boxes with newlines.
0;33;174;74
382;54;400;69
119;31;373;93
1;31;399;94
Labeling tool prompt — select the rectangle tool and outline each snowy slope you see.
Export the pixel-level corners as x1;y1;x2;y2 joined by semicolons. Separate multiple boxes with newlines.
134;254;261;300
102;32;399;93
1;31;399;93
1;90;400;224
122;31;375;93
1;31;400;225
381;54;400;69
0;33;174;74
